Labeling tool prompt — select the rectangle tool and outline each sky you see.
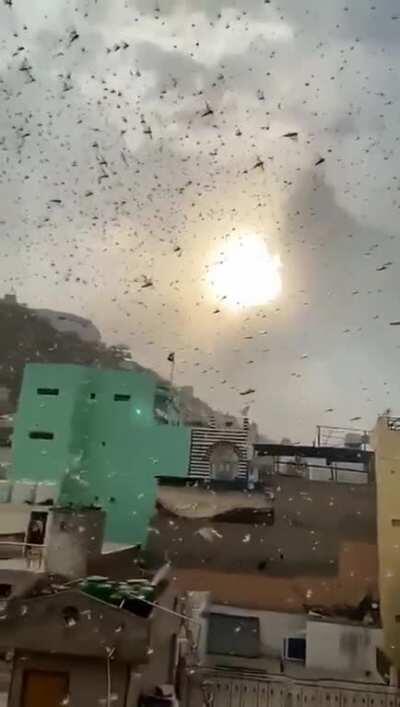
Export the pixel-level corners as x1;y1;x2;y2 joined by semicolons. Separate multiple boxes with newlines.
1;0;400;442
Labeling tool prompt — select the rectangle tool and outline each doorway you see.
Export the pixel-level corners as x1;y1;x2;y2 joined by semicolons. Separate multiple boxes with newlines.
21;670;69;707
25;511;48;546
24;511;48;568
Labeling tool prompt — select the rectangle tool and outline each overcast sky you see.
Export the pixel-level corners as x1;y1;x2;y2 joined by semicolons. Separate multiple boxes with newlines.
1;0;400;441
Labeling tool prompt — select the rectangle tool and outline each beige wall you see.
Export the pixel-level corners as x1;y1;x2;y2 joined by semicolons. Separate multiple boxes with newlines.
8;652;130;707
373;417;400;668
0;590;151;664
173;541;378;612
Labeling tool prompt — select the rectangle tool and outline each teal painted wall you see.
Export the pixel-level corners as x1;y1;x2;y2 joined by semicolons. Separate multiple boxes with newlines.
11;364;191;544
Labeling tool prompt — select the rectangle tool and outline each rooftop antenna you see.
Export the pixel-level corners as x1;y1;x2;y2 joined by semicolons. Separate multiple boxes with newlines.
167;352;175;386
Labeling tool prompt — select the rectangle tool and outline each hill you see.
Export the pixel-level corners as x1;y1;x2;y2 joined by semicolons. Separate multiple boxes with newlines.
0;299;255;434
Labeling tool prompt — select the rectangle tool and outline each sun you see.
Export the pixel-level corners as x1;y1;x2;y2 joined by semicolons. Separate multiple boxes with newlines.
208;233;282;309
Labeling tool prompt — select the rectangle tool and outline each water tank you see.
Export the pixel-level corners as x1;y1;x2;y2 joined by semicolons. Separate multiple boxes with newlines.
345;433;363;449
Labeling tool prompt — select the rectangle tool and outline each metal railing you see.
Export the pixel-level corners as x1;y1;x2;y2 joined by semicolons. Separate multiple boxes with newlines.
273;459;368;481
315;425;371;450
187;667;400;707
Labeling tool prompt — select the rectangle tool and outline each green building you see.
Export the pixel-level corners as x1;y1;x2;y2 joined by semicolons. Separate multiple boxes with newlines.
10;364;190;544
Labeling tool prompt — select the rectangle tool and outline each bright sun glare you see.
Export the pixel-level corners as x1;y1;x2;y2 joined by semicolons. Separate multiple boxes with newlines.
208;234;282;309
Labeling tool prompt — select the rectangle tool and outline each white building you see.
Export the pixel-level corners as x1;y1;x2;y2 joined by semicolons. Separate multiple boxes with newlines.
180;595;399;707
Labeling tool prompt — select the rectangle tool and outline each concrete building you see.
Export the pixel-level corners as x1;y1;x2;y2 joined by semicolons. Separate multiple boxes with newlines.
0;412;396;706
0;505;187;707
373;416;400;671
182;601;393;707
144;443;384;704
190;596;382;679
9;364;190;545
0;569;182;707
5;364;259;548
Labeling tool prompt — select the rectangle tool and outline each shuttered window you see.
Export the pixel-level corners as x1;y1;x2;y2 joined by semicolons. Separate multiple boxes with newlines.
207;612;260;658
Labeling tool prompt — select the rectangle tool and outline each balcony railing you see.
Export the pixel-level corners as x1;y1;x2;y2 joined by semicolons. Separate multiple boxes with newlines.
315;425;371;450
0;541;46;571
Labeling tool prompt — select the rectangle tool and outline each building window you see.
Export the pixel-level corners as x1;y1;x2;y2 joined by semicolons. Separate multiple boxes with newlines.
29;431;54;440
207;612;260;658
89;393;96;400
283;637;306;662
62;606;80;627
37;388;59;396
391;519;400;527
114;393;131;402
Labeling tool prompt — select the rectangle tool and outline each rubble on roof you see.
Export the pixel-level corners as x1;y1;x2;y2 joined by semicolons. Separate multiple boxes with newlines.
305;594;380;626
156;484;273;521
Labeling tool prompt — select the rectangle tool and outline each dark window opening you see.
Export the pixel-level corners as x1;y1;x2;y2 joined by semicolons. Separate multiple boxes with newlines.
62;606;80;626
0;584;12;598
284;637;306;662
114;393;131;401
391;519;400;527
207;612;260;658
37;388;59;396
29;431;54;440
89;393;96;400
26;511;47;546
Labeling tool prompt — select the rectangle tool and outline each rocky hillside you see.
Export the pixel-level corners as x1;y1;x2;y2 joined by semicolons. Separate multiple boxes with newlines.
0;299;145;407
0;299;258;434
